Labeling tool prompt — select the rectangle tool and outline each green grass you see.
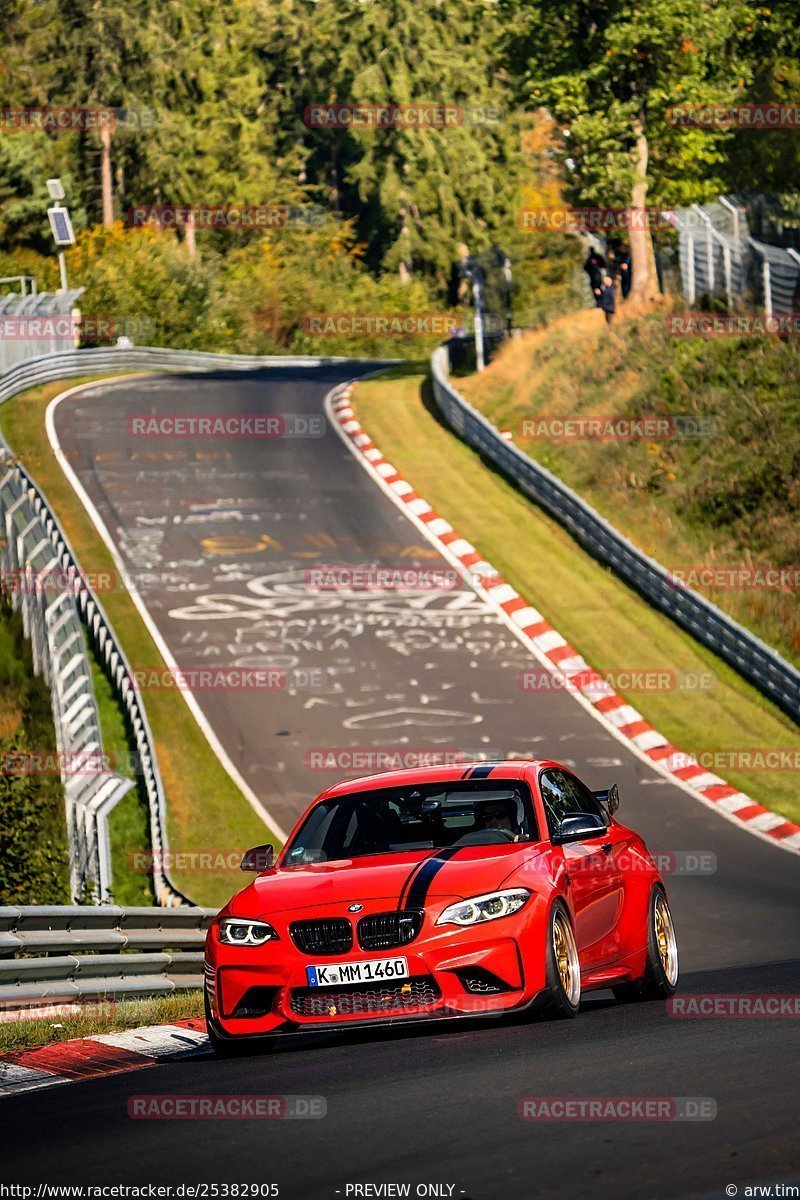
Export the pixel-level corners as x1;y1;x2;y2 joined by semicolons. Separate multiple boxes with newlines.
0;375;276;906
354;369;800;825
0;600;71;904
458;305;800;668
0;991;205;1055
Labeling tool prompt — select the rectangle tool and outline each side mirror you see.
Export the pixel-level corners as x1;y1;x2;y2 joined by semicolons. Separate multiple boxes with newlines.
553;813;607;844
593;783;620;816
241;844;274;872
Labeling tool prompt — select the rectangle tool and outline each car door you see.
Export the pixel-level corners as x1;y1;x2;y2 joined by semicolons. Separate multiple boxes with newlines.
540;769;626;969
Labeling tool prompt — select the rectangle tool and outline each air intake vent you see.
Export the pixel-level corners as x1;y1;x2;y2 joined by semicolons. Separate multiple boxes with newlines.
290;976;440;1018
454;967;514;995
231;986;278;1018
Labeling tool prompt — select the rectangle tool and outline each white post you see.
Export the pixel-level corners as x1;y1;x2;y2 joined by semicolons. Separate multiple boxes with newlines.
473;277;485;373
723;241;732;310
719;195;740;243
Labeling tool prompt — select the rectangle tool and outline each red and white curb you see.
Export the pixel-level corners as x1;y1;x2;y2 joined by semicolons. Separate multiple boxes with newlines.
0;1019;209;1098
327;382;800;856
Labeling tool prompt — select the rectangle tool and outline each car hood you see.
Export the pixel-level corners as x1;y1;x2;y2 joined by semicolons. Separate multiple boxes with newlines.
229;844;546;918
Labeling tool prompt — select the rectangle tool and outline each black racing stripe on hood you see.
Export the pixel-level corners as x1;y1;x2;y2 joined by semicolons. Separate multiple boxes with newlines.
404;847;462;910
397;857;427;910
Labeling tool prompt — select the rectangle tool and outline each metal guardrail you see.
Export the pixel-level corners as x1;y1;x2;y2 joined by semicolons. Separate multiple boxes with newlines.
431;343;800;723
0;456;135;903
0;345;355;908
0;906;216;1008
0;345;352;408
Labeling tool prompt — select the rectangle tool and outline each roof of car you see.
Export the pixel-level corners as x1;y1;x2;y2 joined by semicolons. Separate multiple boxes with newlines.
320;759;557;800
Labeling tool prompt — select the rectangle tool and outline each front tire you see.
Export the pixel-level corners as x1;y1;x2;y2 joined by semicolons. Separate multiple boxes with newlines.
537;901;581;1019
613;885;679;1004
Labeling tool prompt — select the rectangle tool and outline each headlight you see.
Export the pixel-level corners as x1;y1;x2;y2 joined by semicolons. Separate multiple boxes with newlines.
436;888;530;927
218;918;278;946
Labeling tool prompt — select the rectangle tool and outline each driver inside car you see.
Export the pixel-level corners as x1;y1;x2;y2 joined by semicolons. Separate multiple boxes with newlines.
477;799;518;834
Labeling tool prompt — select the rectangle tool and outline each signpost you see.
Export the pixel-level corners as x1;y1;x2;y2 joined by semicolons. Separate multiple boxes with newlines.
46;178;75;292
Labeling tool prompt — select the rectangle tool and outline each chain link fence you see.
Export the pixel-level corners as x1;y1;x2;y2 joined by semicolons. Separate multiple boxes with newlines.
669;195;800;313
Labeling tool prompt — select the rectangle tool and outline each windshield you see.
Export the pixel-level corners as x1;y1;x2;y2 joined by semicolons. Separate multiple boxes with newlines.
283;780;538;865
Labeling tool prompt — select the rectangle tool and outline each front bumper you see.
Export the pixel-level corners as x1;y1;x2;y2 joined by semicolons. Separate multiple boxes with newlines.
206;909;546;1040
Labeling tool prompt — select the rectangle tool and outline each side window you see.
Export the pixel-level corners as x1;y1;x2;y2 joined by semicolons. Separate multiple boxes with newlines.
540;770;574;835
560;773;609;826
540;769;607;836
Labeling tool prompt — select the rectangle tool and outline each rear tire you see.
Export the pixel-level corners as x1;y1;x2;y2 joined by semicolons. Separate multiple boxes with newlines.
537;901;581;1019
613;885;679;1004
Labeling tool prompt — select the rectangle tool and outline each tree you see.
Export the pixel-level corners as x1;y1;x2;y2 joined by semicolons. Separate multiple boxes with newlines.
724;0;800;203
124;0;304;257
501;0;761;301
3;0;159;226
283;0;524;288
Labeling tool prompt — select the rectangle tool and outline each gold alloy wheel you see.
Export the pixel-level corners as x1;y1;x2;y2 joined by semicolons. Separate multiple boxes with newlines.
552;910;581;1006
654;893;679;986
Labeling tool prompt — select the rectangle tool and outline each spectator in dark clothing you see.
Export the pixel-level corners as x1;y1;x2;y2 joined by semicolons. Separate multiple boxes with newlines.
599;275;617;325
583;250;606;306
617;245;632;299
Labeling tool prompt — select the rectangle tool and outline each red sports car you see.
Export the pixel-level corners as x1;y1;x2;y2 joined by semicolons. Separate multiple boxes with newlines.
204;760;679;1054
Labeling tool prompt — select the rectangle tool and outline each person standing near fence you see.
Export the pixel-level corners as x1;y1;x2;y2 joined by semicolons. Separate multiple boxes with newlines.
583;249;606;306
617;244;632;299
599;274;617;325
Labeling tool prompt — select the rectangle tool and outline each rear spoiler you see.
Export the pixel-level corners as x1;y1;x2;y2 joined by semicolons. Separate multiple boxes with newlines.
592;783;620;815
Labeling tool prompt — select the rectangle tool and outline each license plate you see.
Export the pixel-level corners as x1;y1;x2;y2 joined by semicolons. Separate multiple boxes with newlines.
306;957;409;988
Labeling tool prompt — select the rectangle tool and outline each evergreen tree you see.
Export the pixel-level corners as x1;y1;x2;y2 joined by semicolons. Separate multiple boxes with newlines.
285;0;524;287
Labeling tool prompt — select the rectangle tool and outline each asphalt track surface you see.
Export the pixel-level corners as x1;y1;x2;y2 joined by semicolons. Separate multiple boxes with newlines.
5;365;797;1198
